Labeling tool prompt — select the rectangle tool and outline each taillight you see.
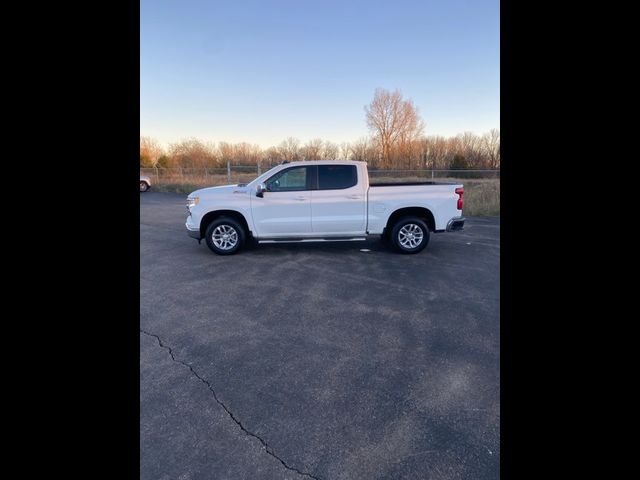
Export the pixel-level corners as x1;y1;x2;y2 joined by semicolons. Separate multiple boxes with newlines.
455;187;464;210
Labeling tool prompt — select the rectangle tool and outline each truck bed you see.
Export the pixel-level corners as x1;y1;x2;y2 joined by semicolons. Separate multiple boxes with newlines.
366;180;463;234
369;181;457;186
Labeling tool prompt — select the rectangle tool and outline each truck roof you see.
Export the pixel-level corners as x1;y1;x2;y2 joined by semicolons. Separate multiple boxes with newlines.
277;160;366;167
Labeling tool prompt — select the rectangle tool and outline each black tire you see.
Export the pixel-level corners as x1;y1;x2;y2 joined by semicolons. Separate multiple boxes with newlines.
140;181;149;192
204;217;246;255
390;216;430;254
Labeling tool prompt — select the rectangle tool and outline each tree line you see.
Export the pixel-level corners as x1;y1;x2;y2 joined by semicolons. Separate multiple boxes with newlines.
141;89;499;171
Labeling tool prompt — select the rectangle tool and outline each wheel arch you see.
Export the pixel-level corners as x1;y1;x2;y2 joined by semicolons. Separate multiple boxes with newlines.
200;210;252;238
384;207;435;234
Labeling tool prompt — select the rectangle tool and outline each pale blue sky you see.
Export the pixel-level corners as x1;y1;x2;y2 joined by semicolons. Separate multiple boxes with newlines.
141;0;499;148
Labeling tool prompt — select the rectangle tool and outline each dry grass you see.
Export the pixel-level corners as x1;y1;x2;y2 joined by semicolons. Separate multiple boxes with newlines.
451;179;500;216
149;174;499;216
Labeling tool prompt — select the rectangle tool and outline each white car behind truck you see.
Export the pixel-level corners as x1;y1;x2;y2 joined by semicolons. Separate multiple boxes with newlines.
186;160;465;255
140;175;151;192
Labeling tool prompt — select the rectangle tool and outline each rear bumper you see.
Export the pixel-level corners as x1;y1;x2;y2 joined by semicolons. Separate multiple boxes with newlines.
446;216;466;232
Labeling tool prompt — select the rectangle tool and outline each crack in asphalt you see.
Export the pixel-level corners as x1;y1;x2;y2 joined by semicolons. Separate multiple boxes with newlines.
140;329;322;480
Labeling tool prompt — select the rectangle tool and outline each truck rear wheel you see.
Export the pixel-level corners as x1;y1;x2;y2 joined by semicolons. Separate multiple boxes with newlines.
140;181;149;192
204;217;245;255
390;216;430;254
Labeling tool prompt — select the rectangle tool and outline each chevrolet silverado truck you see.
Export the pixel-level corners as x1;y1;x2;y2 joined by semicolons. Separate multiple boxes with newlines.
186;160;465;255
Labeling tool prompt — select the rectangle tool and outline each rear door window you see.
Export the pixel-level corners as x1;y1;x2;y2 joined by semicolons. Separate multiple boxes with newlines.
317;165;357;190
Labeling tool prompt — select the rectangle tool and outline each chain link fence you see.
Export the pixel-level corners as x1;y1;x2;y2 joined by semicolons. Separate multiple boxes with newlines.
141;164;500;187
367;169;500;182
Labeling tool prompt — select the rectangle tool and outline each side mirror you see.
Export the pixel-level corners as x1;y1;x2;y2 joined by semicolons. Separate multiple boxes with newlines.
256;183;267;198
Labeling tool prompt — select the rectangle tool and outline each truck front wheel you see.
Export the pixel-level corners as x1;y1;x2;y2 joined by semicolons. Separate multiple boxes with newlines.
390;216;430;254
204;217;246;255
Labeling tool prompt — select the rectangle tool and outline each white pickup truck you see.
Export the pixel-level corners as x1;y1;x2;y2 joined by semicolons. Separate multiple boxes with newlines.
186;160;465;255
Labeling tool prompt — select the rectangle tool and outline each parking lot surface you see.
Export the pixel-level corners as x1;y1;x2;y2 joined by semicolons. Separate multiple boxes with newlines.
140;192;500;480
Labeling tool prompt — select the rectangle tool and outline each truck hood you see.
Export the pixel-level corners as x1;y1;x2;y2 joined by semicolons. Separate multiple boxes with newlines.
189;184;250;198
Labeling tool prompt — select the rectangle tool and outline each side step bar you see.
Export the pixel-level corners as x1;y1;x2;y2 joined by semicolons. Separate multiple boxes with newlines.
258;237;367;244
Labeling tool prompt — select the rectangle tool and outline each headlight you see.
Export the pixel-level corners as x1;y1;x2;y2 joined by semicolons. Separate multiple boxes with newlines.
187;196;200;208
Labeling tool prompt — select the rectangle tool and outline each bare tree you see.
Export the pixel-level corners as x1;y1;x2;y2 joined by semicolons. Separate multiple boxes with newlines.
169;139;218;168
419;136;448;170
457;132;484;168
349;137;377;164
262;146;281;167
482;129;500;169
140;136;165;167
277;137;301;161
365;88;425;168
232;142;263;165
217;142;234;167
339;142;352;160
300;138;324;160
322;141;339;160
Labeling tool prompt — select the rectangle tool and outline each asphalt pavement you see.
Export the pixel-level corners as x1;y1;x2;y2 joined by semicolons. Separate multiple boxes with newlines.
140;191;500;480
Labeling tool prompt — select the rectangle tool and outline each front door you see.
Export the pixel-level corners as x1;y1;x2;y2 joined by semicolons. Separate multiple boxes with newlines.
250;165;313;236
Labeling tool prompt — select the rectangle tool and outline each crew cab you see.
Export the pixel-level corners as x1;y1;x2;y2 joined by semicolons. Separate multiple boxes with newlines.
186;160;465;255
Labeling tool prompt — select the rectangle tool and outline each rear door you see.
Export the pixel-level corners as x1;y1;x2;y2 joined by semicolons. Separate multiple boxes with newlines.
250;165;313;236
311;164;366;235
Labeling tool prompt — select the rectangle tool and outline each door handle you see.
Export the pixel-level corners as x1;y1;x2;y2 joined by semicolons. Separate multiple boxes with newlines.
295;196;307;201
347;195;361;199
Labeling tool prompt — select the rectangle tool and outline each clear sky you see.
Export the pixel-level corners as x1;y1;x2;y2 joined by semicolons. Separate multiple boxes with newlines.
141;0;499;148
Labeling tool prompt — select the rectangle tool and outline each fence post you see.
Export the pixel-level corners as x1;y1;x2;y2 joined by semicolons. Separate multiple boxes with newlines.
180;167;184;183
431;169;434;180
154;166;159;185
227;161;231;183
257;163;262;176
